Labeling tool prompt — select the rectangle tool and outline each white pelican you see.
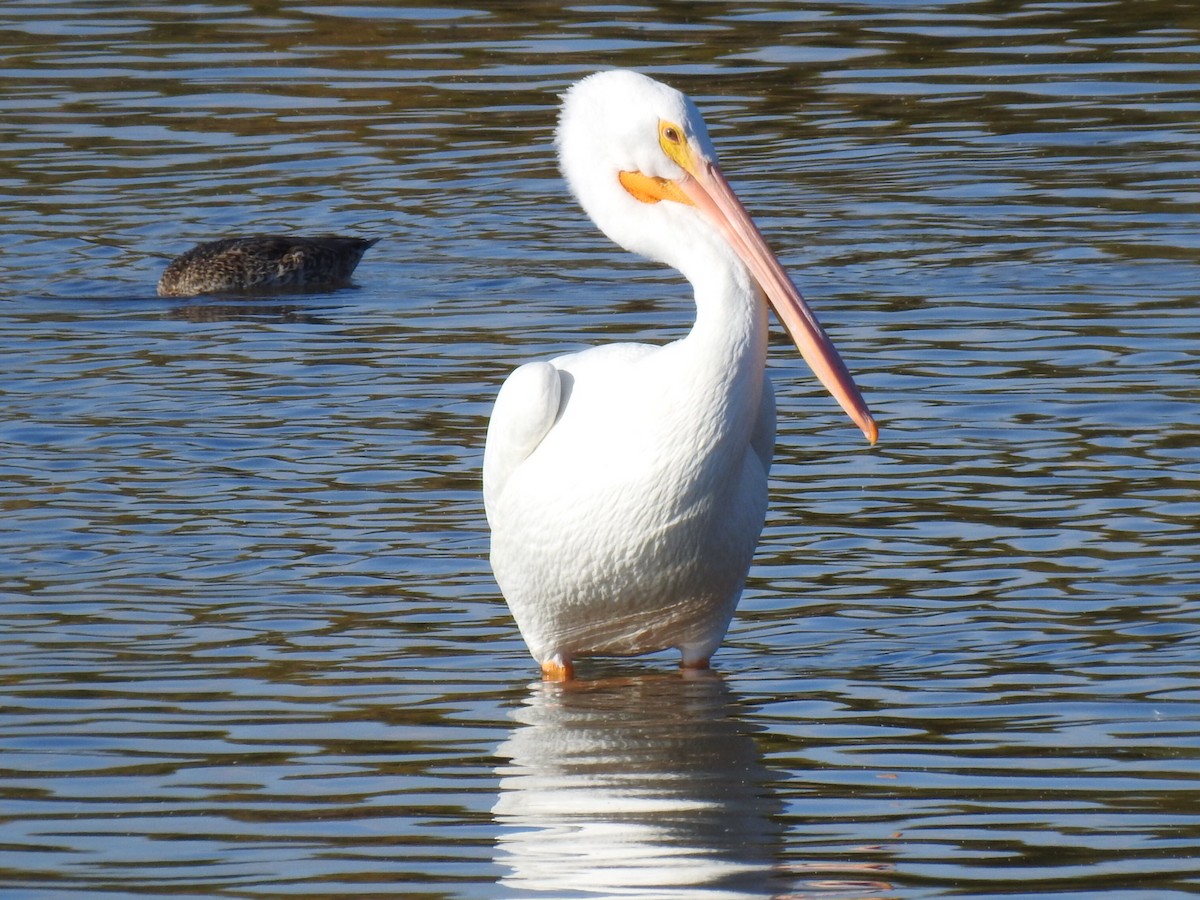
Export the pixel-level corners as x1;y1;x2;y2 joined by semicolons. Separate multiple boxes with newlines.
484;70;876;681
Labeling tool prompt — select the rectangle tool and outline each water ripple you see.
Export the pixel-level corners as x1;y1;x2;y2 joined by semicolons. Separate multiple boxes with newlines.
2;1;1199;897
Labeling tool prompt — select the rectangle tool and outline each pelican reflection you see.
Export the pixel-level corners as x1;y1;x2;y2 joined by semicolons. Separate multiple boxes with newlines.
492;672;781;898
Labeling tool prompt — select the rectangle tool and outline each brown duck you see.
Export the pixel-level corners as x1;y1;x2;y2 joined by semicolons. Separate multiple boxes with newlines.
157;235;377;298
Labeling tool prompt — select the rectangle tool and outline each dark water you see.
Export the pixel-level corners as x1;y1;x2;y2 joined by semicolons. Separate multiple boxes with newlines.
2;1;1198;897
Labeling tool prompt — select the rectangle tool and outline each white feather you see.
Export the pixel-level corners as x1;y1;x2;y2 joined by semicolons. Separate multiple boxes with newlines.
483;69;868;675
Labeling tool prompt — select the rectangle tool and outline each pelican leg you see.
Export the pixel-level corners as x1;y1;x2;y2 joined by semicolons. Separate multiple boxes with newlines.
541;656;575;682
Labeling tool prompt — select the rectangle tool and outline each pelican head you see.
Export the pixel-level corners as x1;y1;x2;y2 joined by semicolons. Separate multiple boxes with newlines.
557;70;719;275
556;69;877;444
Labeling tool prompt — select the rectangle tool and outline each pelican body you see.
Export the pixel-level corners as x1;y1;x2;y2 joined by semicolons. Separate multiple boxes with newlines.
484;71;876;680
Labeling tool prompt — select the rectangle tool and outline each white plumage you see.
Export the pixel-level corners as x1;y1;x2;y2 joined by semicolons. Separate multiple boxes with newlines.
484;70;876;680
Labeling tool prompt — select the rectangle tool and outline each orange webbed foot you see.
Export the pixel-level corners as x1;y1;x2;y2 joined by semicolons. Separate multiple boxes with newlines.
540;657;575;682
680;656;716;680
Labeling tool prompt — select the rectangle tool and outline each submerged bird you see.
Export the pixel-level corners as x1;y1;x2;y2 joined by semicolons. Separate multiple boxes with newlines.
483;70;877;681
156;235;377;298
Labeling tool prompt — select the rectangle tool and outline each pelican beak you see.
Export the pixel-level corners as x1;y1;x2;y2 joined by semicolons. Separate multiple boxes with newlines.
675;153;878;445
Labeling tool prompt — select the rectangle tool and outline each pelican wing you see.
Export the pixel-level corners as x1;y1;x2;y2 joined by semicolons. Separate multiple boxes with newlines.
483;362;564;522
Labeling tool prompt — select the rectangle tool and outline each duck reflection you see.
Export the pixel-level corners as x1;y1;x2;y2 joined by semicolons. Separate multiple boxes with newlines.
492;671;783;898
166;301;335;325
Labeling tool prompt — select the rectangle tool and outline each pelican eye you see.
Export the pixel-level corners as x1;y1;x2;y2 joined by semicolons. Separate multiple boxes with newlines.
658;120;692;172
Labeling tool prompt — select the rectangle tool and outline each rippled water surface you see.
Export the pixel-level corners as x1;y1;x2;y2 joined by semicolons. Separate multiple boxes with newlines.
2;1;1199;897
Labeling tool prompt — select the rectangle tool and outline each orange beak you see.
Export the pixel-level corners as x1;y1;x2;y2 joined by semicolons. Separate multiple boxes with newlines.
619;149;877;445
678;158;878;445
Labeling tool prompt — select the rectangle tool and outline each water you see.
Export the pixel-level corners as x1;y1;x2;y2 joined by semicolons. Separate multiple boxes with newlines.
2;1;1198;897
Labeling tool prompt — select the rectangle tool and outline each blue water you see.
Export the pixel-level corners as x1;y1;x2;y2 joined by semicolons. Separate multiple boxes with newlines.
2;1;1198;897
